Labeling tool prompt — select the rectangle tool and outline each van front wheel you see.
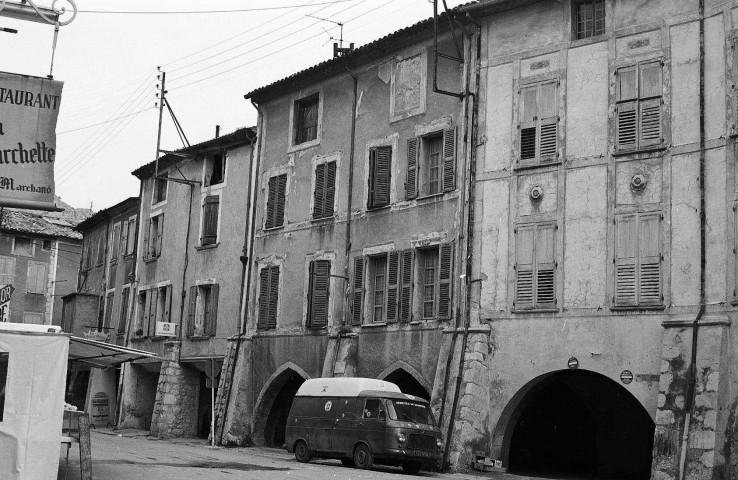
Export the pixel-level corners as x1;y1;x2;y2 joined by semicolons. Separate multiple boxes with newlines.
353;444;374;470
294;440;312;463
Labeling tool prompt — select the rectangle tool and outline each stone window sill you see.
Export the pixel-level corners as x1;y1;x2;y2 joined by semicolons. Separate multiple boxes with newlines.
511;308;559;314
515;160;561;172
610;305;665;312
187;335;213;341
612;145;667;157
196;243;219;251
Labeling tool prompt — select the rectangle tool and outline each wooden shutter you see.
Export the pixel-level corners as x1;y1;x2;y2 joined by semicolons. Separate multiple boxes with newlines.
639;98;661;147
266;176;277;229
205;284;219;336
400;249;413;322
520;85;537;161
639;213;662;305
351;257;364;325
267;266;279;329
442;128;456;192
313;163;325;219
110;223;121;263
617;102;638;150
202;196;219;245
119;221;128;256
258;268;270;329
275;175;287;227
615;214;637;306
325;161;336;217
406;138;419;199
386;252;400;323
142;289;152;336
515;226;535;308
186;286;197;336
147;287;158;336
536;224;556;306
308;260;330;328
370;146;391;207
143;219;151;259
164;286;172;322
438;243;454;318
538;82;558;160
156;214;164;256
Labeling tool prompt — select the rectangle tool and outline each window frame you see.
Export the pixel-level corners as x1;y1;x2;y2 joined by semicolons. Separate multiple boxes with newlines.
406;127;456;199
306;259;331;328
26;260;47;295
289;92;322;152
312;159;338;220
517;79;560;166
368;146;392;209
186;282;218;338
513;222;558;312
203;152;227;188
257;265;280;330
144;213;164;260
614;60;664;153
572;0;605;40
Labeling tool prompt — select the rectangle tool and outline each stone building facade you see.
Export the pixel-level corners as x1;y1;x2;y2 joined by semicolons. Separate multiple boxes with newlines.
118;127;256;436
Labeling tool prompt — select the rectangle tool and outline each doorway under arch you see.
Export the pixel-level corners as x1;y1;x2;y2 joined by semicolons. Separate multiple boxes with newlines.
252;367;307;448
383;368;430;401
498;369;654;479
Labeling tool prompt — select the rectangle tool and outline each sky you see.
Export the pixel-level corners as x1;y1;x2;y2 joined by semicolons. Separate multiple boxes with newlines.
2;0;469;211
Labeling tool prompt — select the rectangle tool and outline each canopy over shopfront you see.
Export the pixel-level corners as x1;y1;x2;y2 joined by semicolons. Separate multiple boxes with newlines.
68;337;161;368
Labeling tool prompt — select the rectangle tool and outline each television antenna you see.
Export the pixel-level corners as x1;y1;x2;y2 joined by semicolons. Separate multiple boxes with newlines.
306;14;354;57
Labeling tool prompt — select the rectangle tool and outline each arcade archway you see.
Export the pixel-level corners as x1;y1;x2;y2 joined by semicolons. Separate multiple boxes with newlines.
381;365;431;401
498;370;654;479
252;365;308;447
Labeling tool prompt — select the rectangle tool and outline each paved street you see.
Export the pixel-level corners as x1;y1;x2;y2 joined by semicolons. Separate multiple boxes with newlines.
57;429;496;480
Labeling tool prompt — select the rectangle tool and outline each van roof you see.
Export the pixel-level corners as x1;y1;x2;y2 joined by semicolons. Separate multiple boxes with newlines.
360;390;430;404
296;377;402;397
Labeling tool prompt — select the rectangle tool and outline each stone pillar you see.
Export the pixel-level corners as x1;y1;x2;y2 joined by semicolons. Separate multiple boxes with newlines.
220;337;255;447
150;341;200;438
118;362;160;431
321;332;358;377
651;316;730;480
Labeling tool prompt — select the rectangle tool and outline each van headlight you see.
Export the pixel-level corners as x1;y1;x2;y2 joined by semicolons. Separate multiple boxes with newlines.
397;432;406;444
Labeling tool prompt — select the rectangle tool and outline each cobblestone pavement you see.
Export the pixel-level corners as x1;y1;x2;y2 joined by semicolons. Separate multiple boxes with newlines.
57;429;529;480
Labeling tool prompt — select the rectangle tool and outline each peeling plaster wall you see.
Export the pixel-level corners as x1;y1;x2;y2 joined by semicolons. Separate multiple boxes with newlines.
480;179;509;313
671;22;700;147
485;63;513;172
671;153;701;307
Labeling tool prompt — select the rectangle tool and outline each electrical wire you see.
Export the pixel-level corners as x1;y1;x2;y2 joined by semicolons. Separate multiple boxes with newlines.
78;1;357;15
58;108;156;135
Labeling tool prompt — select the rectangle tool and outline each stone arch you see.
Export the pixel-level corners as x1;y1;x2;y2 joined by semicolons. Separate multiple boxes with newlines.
252;362;310;447
492;369;654;479
378;361;432;400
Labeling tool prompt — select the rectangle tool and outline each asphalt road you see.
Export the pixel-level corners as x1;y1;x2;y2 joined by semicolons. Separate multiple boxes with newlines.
56;430;496;480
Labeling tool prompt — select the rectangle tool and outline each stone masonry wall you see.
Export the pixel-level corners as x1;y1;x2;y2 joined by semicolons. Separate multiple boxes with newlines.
150;341;200;439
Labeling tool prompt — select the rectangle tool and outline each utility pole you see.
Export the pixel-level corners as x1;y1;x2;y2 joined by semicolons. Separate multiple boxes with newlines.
154;70;167;180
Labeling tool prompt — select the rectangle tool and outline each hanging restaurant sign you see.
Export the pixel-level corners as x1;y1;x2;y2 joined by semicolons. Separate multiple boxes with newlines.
0;71;63;211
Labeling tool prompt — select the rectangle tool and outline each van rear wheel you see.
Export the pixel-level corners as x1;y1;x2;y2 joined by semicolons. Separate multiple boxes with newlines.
402;461;422;474
353;443;374;470
294;440;312;463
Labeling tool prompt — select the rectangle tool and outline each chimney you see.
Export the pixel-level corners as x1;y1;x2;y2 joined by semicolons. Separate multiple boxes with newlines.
215;125;220;138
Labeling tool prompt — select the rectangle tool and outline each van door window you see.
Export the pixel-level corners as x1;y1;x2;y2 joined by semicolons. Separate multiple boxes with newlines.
363;399;385;420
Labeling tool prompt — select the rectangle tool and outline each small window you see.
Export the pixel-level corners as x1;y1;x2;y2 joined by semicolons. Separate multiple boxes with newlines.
144;214;164;260
519;81;559;165
118;287;130;335
515;223;556;310
265;174;287;229
614;212;662;307
258;266;280;330
26;261;47;294
573;0;605;40
616;61;663;152
201;195;220;245
294;94;319;145
307;260;330;328
368;146;391;209
407;128;456;199
0;352;8;422
13;237;33;257
313;161;337;220
41;240;52;251
206;154;226;186
154;174;168;203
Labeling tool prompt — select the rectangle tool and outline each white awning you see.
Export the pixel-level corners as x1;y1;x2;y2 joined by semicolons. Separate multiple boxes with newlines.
68;336;161;368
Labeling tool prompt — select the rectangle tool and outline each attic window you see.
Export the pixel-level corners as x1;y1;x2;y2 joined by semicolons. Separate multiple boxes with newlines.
206;154;225;187
294;95;319;145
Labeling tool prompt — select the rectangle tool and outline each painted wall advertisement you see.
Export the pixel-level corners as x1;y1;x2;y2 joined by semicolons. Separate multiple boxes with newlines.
0;71;62;211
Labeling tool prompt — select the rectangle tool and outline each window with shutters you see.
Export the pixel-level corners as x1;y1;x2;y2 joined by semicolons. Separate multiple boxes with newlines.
258;266;280;330
204;153;226;187
104;291;115;329
125;217;137;257
26;261;47;294
368;146;391;209
265;174;287;229
313;161;337;220
95;234;105;266
416;244;454;319
13;237;33;257
186;283;218;337
519;80;559;165
294;94;319;145
144;214;164;260
307;260;330;328
514;223;557;311
110;223;121;265
363;251;413;324
118;286;130;335
615;61;663;152
155;285;172;326
406;128;456;199
153;173;168;204
201;195;220;246
572;0;605;40
0;256;15;286
614;212;663;308
135;289;147;336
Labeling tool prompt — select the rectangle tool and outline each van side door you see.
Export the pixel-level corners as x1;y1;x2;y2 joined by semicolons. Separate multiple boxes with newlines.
331;398;357;456
313;397;337;452
357;398;386;455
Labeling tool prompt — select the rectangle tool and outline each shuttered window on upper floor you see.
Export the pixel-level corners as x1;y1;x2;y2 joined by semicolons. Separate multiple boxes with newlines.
110;223;121;265
187;283;218;337
0;256;16;286
313;161;336;220
26;261;47;294
294;94;319;145
265;174;287;229
616;61;663;152
519;81;559;165
368;146;391;209
258;266;280;330
201;195;220;245
406;128;456;200
143;214;164;260
515;223;556;310
614;212;663;308
307;260;330;328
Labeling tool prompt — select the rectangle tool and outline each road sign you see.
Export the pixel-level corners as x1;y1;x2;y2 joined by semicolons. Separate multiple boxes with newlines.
0;284;15;322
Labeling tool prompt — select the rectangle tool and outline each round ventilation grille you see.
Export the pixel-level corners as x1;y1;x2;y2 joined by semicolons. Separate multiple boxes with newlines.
529;186;544;201
631;173;647;191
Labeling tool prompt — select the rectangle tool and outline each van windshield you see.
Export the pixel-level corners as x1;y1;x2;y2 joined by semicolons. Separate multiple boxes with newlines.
387;399;436;426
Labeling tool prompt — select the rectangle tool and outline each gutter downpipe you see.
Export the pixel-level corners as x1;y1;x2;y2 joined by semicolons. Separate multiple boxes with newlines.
678;1;706;478
219;106;262;445
442;16;481;471
176;183;195;360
